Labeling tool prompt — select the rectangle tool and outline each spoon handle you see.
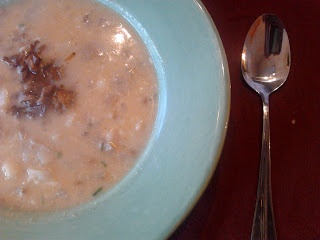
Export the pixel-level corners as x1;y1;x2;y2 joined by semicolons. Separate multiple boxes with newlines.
251;95;277;240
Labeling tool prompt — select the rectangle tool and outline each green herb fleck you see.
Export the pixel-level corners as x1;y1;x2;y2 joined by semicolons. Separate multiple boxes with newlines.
17;23;25;31
92;187;103;197
101;161;107;167
99;142;105;152
56;151;63;158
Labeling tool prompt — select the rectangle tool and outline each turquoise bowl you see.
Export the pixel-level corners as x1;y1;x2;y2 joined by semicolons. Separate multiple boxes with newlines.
0;0;230;239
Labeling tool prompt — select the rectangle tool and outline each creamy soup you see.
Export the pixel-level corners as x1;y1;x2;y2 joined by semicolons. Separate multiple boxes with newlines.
0;0;157;211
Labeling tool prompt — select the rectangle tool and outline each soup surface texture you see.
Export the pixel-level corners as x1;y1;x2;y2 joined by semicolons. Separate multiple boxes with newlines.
0;0;157;211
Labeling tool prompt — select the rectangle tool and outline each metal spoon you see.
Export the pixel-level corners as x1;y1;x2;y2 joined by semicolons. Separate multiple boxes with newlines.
241;14;290;240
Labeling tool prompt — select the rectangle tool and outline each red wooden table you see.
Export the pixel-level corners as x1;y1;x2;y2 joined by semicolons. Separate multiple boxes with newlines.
169;0;320;239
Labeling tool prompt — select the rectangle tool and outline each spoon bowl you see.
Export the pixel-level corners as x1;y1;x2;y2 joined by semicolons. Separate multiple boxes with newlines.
242;14;290;96
241;14;290;240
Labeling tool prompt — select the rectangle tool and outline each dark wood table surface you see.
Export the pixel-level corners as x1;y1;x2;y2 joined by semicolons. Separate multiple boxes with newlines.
169;0;320;239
